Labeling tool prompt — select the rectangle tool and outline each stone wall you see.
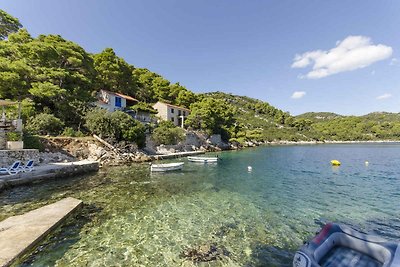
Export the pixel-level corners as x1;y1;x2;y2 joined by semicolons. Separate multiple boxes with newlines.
0;149;40;166
0;130;6;150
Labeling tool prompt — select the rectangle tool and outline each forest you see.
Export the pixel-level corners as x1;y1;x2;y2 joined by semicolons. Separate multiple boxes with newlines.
1;9;400;149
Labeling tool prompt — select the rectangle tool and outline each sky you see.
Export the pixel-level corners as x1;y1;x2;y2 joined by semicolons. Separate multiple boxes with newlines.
1;0;400;115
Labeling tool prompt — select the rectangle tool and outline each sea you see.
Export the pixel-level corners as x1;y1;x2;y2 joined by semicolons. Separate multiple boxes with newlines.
1;143;400;266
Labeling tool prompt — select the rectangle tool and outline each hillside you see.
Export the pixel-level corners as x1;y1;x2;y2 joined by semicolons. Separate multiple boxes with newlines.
296;112;342;122
203;92;316;142
1;9;400;146
299;112;400;141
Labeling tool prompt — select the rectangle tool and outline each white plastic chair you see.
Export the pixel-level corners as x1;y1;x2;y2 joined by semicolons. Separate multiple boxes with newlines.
19;160;34;172
0;161;21;175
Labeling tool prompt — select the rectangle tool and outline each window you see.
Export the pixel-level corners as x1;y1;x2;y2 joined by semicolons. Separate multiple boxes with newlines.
178;110;181;116
171;108;174;113
115;97;122;107
183;111;186;116
171;117;174;122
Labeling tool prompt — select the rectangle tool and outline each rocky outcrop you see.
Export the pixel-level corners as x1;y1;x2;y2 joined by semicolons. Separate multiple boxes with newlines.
147;132;232;155
35;131;234;167
208;134;230;150
40;137;151;167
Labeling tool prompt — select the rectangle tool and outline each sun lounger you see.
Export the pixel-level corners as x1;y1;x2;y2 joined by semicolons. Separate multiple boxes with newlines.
0;161;21;175
19;160;34;172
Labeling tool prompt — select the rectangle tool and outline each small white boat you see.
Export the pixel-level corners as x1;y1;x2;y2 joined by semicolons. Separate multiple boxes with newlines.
150;162;184;172
187;156;219;163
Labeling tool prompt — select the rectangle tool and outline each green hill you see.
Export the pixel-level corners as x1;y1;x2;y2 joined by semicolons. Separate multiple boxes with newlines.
296;112;342;122
1;9;400;145
308;112;400;141
201;92;317;142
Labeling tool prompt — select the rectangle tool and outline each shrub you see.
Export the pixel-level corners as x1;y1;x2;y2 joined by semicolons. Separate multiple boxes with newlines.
62;127;75;137
6;131;22;141
121;125;146;148
62;127;86;137
25;113;64;135
23;132;44;151
85;108;114;138
85;108;146;148
152;121;185;145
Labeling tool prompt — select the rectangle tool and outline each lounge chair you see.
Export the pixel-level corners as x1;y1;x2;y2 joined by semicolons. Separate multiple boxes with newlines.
19;160;34;172
0;161;21;175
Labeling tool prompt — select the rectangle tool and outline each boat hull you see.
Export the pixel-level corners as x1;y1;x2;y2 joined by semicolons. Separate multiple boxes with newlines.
187;156;218;163
293;223;400;267
150;162;184;172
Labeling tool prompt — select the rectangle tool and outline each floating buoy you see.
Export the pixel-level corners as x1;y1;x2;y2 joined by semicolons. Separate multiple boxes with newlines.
365;161;369;166
331;160;341;166
247;166;253;172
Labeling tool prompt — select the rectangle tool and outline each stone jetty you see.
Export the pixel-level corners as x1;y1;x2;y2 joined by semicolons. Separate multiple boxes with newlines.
0;197;82;267
0;160;99;192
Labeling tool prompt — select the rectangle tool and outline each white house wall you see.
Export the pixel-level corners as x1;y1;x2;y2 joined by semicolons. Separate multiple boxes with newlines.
153;102;190;127
97;91;127;112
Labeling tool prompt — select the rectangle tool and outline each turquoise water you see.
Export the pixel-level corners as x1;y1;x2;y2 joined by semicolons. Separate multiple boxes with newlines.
1;144;400;266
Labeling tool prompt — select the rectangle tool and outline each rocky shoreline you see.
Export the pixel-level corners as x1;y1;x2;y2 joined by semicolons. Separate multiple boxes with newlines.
16;136;400;168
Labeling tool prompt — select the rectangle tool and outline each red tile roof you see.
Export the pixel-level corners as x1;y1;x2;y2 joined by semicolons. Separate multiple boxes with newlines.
101;90;138;102
158;101;190;111
114;92;138;102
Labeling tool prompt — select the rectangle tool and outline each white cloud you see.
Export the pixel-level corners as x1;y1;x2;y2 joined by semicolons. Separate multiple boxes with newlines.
376;93;392;100
291;91;306;99
390;58;398;66
291;36;393;79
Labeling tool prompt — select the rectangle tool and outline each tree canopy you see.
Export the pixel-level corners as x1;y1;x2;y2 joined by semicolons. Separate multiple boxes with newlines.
93;48;138;96
2;10;399;146
186;97;236;140
0;9;22;40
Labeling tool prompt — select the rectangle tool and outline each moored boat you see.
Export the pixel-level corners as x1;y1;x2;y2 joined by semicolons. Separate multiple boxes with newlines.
293;222;400;267
150;162;184;172
187;156;218;163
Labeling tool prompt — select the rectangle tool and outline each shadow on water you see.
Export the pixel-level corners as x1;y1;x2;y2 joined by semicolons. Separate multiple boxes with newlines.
365;217;400;241
244;243;293;267
0;172;113;221
17;203;103;267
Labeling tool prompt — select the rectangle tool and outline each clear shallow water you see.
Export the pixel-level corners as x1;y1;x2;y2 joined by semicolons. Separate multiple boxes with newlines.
1;144;400;266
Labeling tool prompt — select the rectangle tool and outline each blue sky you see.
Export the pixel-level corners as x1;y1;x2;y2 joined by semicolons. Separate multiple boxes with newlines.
2;0;399;115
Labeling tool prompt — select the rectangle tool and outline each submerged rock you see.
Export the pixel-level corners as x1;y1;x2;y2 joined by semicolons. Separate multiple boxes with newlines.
180;243;230;262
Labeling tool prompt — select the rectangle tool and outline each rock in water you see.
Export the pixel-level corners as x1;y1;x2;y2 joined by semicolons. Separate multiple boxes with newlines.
180;243;230;262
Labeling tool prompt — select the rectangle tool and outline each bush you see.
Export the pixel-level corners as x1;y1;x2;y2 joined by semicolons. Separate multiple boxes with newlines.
85;108;114;137
62;127;85;137
121;126;146;148
25;113;64;135
6;131;22;141
152;121;185;145
23;132;44;151
85;108;146;148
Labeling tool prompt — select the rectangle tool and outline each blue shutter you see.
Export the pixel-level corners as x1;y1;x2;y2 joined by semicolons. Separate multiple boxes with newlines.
115;97;122;107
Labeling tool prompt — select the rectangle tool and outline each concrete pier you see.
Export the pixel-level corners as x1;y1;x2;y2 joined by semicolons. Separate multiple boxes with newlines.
0;160;99;192
0;197;82;267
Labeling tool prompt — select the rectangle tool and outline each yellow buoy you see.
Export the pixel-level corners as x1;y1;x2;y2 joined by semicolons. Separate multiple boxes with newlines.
331;160;341;166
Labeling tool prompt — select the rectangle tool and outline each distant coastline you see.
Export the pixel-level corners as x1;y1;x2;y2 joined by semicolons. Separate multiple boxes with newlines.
264;140;400;146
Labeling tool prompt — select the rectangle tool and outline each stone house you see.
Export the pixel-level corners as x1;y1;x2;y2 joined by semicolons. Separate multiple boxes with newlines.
96;90;153;124
152;102;190;128
96;89;139;112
